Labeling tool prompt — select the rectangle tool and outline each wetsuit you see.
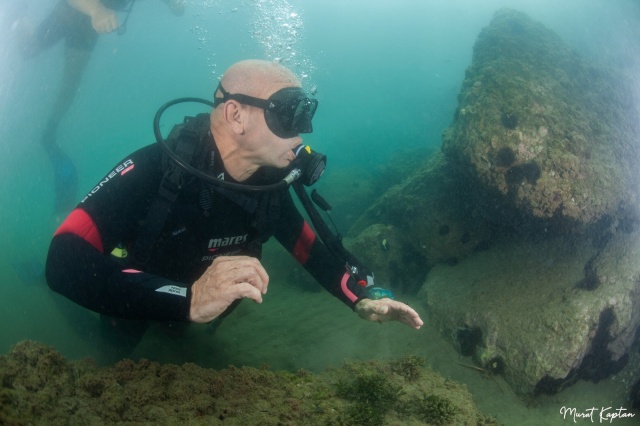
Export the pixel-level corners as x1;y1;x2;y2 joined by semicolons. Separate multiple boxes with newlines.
29;0;134;214
45;130;368;322
28;0;131;56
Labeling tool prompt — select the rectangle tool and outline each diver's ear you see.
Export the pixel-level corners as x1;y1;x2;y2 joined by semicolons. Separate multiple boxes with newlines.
223;101;246;135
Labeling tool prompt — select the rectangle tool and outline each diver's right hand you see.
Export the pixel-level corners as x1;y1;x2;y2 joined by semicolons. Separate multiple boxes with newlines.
68;0;117;33
189;256;269;323
89;5;118;34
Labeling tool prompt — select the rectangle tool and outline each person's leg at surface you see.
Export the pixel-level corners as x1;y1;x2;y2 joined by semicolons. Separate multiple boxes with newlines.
42;46;93;148
38;0;96;143
42;4;98;213
44;141;79;214
44;44;96;213
13;1;66;59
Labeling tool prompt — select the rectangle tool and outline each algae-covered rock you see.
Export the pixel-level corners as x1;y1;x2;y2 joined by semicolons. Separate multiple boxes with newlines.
442;9;640;225
419;227;640;396
348;151;492;294
625;343;640;410
0;340;495;425
344;223;426;293
345;7;640;402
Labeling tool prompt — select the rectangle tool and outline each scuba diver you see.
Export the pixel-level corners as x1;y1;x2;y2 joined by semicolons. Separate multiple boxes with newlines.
44;60;423;359
18;0;185;213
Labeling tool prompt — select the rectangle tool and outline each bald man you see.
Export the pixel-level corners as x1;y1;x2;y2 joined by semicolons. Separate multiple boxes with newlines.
45;60;423;357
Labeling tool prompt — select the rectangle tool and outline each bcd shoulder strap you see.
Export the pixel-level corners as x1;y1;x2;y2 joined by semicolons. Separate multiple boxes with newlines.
133;113;211;266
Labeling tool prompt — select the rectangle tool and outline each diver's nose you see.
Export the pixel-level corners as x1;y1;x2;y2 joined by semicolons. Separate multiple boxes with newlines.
290;136;303;149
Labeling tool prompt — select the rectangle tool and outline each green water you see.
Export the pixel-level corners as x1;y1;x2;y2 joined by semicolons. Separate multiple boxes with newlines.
1;0;639;424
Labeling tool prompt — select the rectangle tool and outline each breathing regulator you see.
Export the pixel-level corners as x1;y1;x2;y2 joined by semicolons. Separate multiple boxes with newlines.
154;97;391;300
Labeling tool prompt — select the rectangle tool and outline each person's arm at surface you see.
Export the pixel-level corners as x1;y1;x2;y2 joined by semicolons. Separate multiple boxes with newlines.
67;0;118;33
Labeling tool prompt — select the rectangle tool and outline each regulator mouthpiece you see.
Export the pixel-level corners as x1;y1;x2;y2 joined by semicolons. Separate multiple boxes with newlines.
292;145;326;186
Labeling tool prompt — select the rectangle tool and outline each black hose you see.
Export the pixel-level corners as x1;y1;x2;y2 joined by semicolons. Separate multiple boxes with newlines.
117;0;136;35
155;98;361;273
153;97;296;192
292;182;362;267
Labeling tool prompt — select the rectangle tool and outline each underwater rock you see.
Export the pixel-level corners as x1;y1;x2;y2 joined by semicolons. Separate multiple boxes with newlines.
344;224;426;294
632;378;640;410
347;151;492;294
442;8;640;225
0;340;495;425
622;341;640;410
346;6;640;402
419;227;640;396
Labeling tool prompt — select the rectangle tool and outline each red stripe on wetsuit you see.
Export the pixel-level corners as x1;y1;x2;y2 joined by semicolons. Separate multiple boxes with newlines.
54;208;104;253
292;221;315;264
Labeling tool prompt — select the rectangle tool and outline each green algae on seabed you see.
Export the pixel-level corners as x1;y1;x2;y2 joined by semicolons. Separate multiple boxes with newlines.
0;340;497;425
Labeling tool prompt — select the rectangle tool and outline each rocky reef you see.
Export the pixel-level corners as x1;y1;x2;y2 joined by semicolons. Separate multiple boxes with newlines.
347;8;640;400
348;151;493;294
442;9;639;225
421;229;640;396
0;340;496;425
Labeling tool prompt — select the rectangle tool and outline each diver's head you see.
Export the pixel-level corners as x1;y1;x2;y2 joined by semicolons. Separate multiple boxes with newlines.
211;60;318;171
213;83;317;139
213;60;317;139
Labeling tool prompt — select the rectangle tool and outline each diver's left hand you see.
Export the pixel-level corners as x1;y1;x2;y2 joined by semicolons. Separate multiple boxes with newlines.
355;298;424;330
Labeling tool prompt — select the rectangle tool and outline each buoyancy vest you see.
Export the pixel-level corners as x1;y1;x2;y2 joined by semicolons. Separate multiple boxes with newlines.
133;113;283;266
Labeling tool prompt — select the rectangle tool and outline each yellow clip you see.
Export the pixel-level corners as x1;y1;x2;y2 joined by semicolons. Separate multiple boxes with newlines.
305;145;312;154
111;246;128;259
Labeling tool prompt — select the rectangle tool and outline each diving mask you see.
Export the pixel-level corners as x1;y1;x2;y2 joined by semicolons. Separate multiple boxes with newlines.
213;83;318;139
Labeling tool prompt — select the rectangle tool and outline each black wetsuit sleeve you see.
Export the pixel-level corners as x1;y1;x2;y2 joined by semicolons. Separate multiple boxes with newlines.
45;145;192;322
274;191;367;309
46;234;191;321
